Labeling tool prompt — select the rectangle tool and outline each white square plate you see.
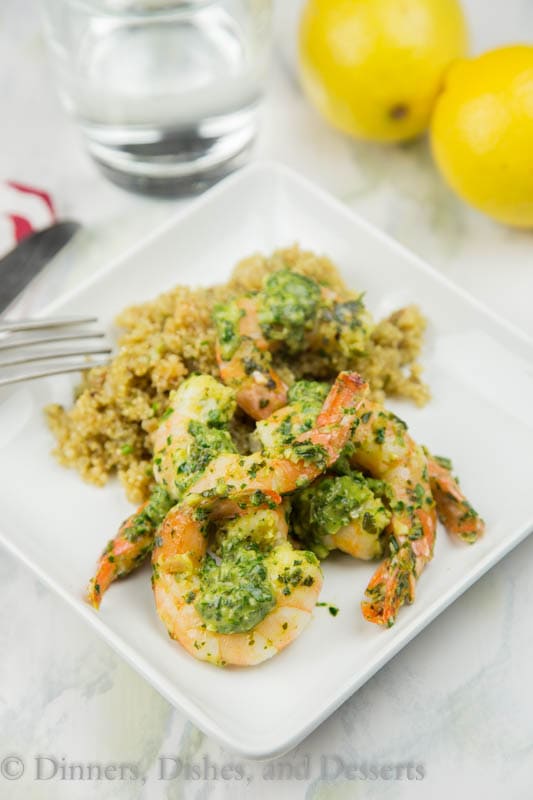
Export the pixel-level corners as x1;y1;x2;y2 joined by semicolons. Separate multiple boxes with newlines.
2;163;533;759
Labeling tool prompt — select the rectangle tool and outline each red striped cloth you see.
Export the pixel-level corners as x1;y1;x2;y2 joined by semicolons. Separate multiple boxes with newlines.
0;181;56;258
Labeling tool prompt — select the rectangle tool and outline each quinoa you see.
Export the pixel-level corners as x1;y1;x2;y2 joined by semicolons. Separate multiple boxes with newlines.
45;245;429;503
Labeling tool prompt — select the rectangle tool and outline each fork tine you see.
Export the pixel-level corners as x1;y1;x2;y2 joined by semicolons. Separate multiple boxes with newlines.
0;316;98;333
0;330;106;352
0;358;110;388
0;345;112;369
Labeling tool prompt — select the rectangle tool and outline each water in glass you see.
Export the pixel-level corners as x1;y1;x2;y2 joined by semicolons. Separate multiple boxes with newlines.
41;0;272;193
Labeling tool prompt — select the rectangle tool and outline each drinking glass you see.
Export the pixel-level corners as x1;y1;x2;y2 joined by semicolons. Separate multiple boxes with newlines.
40;0;273;194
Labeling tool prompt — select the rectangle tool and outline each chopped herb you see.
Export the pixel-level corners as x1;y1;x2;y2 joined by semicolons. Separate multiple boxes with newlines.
196;540;275;635
213;301;244;361
434;454;453;471
374;427;386;444
316;602;340;617
292;474;389;559
258;270;321;353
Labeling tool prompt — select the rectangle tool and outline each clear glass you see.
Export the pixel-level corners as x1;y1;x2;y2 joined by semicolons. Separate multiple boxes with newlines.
40;0;272;194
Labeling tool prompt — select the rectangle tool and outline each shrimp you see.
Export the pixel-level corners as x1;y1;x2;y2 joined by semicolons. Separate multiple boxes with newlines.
86;375;236;608
214;270;373;420
185;371;369;508
346;400;437;626
152;504;322;666
426;454;484;544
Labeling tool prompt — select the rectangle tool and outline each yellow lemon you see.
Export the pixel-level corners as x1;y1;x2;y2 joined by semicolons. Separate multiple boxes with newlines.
431;46;533;228
298;0;468;143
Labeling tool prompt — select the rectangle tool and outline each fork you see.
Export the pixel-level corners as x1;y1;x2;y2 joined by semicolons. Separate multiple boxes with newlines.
0;316;112;387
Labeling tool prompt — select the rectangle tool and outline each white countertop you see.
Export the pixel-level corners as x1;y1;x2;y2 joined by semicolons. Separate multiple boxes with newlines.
1;1;533;797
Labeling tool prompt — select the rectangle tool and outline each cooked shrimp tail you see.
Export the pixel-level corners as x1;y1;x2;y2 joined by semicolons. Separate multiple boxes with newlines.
87;504;151;609
362;553;415;626
86;486;173;609
361;506;436;626
308;371;368;460
427;454;485;544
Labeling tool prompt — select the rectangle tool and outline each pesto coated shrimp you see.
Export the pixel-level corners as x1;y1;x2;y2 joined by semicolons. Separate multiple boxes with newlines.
185;371;369;508
426;454;484;544
347;400;437;627
152;504;322;666
214;270;372;420
86;375;237;608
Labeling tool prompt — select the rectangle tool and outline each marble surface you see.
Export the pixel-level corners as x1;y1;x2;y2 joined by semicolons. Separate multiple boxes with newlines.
1;1;533;797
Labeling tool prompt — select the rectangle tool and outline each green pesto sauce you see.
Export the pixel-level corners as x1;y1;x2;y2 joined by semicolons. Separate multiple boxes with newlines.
256;381;328;455
196;540;276;634
291;474;390;559
292;440;329;469
215;508;287;553
124;485;174;543
213;301;244;361
330;441;357;476
172;421;237;499
332;299;365;327
316;296;372;358
287;380;329;410
332;446;394;505
258;270;321;352
158;375;235;433
204;406;232;429
274;549;319;596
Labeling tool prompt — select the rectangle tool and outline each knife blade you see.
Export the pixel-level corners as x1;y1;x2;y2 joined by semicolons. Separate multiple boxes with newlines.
0;221;80;313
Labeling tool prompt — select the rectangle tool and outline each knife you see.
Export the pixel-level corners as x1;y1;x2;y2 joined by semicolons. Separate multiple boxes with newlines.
0;221;80;313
